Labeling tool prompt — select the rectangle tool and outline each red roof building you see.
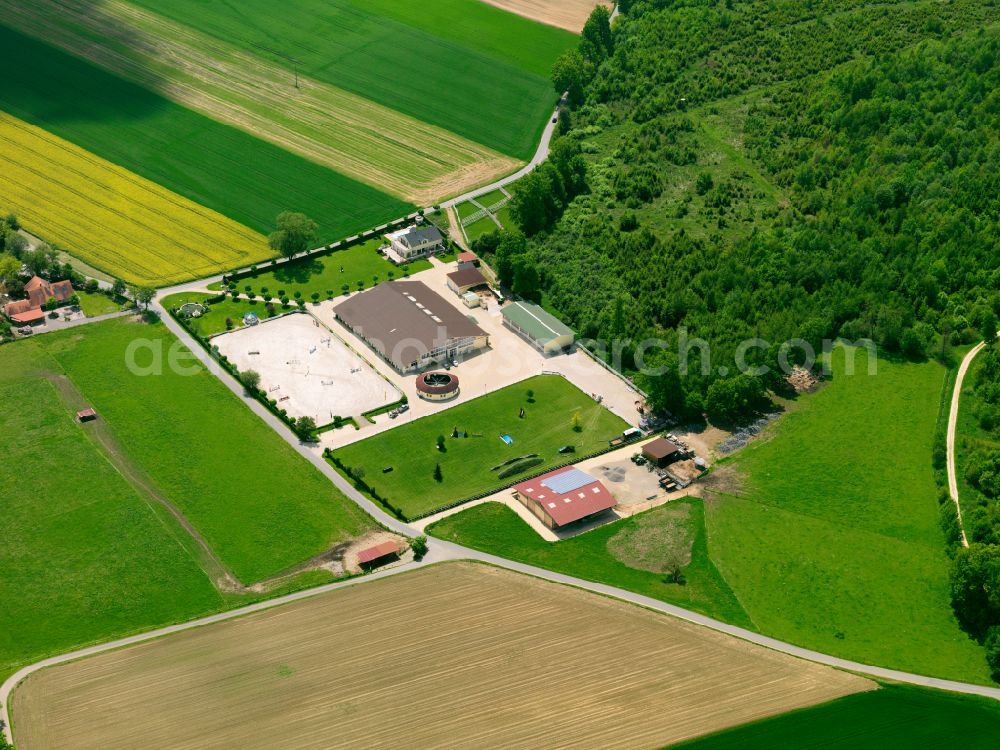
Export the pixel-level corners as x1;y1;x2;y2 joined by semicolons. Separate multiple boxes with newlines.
77;408;98;422
456;251;478;267
513;467;616;529
4;276;74;324
356;541;402;567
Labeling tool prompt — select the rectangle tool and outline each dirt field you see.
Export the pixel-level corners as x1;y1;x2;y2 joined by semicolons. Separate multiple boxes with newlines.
12;563;872;750
482;0;609;32
212;313;398;423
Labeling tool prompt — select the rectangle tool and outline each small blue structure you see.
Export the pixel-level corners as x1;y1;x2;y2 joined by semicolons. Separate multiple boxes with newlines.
500;434;513;445
243;312;260;326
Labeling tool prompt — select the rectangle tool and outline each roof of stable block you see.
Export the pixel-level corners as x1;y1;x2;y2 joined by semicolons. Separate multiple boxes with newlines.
502;301;574;345
446;267;487;289
514;466;616;527
357;541;402;565
334;281;486;370
642;437;682;460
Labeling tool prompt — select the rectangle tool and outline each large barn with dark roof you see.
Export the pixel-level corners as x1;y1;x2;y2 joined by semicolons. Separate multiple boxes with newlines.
333;280;488;372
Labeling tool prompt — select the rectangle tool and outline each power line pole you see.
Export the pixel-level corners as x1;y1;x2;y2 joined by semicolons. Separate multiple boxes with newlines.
250;43;302;89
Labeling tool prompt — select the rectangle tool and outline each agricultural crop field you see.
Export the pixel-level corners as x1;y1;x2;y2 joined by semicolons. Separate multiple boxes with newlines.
331;375;628;517
10;563;873;750
0;341;222;680
0;26;410;264
121;0;574;160
32;318;375;584
209;240;432;300
707;346;991;683
0;110;270;286
3;0;575;204
3;0;519;204
481;0;607;32
429;500;753;628
669;684;1000;749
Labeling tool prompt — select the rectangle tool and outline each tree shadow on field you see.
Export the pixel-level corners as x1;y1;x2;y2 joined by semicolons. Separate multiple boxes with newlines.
0;2;167;127
271;258;325;285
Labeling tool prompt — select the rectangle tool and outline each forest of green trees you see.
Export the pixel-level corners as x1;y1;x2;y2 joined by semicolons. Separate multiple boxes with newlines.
952;344;1000;681
469;1;1000;677
474;0;999;425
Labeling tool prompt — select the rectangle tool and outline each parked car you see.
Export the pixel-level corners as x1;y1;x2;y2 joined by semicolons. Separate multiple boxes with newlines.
17;326;33;335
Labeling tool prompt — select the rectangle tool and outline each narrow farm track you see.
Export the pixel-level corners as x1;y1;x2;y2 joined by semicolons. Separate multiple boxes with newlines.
947;341;985;548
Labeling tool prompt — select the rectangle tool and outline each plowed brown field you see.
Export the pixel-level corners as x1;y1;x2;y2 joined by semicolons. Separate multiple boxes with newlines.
11;563;872;749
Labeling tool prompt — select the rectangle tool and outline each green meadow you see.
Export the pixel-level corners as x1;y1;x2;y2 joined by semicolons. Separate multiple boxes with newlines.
0;25;411;246
126;0;573;159
668;684;1000;749
332;375;627;517
428;499;752;628
708;347;989;683
33;318;375;583
208;240;432;300
0;342;222;679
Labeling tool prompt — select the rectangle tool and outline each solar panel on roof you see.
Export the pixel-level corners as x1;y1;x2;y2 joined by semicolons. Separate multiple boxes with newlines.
541;468;596;495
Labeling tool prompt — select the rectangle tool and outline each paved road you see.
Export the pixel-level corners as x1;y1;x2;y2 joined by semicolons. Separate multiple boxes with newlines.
12;308;133;340
947;341;985;548
438;103;561;208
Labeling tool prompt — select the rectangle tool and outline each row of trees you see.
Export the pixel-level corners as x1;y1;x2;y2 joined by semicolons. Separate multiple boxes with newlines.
951;343;1000;681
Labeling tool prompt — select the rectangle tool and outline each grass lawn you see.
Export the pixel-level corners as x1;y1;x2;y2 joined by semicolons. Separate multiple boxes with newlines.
36;317;375;583
0;26;410;250
76;291;122;317
456;201;483;221
668;684;1000;749
160;292;285;338
126;0;573;159
706;346;990;683
475;189;507;208
494;205;514;230
208;240;431;299
332;375;628;517
0;342;223;679
464;216;501;243
428;500;753;628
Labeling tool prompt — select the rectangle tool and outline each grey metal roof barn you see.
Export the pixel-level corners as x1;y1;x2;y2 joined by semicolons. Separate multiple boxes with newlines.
501;301;574;353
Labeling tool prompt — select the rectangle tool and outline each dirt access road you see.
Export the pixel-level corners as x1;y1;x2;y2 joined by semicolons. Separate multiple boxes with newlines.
947;341;985;548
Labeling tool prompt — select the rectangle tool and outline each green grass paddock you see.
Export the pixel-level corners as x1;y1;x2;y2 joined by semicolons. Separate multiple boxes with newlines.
208;239;431;299
332;375;627;518
428;499;752;627
668;684;1000;749
708;346;990;683
33;318;375;583
0;342;223;679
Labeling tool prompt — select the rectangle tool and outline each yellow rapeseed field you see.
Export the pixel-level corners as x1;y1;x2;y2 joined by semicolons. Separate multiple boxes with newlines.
0;110;270;285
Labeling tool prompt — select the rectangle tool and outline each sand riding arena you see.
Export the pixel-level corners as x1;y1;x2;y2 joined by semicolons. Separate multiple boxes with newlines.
212;312;400;423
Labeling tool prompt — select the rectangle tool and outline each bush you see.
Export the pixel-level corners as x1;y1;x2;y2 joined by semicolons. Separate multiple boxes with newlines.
411;535;428;559
433;463;443;482
986;626;1000;683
